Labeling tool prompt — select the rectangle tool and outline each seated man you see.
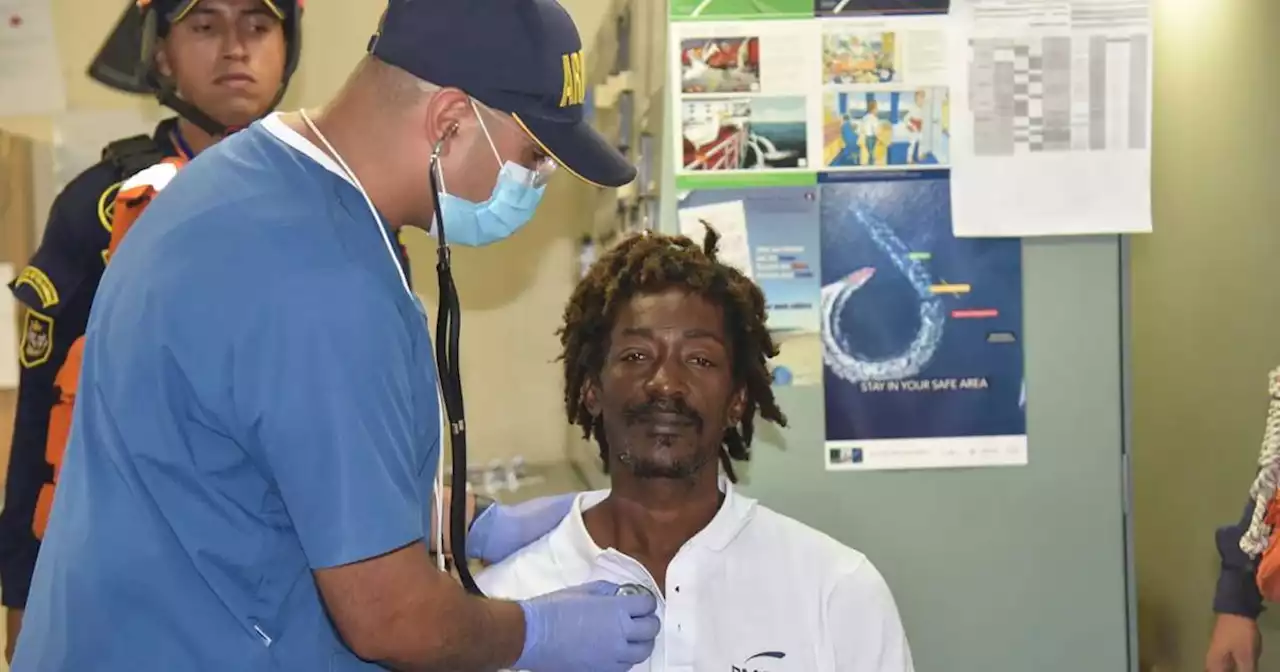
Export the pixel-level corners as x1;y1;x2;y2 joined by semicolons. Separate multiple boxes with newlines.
478;227;914;671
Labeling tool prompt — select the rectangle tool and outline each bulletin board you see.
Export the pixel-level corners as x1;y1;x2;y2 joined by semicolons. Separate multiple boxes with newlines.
660;2;1135;671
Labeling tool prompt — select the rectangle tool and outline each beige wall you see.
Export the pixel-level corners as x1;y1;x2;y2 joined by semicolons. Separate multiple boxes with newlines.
1132;0;1280;669
0;0;638;469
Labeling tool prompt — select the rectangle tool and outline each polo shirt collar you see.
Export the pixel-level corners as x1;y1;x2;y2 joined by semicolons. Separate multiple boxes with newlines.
549;475;758;579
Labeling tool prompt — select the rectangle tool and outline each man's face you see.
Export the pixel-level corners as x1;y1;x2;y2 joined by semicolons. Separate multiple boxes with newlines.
410;95;554;230
156;0;287;129
437;102;552;201
585;288;746;481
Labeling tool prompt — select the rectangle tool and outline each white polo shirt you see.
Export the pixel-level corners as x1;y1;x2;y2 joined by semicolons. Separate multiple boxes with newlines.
476;482;914;672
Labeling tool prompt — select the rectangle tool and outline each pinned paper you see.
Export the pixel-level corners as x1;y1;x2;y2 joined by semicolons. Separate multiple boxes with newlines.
0;0;67;116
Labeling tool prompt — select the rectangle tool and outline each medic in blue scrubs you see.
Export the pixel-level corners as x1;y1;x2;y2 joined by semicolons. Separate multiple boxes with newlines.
12;0;660;670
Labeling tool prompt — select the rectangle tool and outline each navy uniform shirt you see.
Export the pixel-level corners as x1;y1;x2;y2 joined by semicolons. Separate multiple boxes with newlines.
1215;499;1265;618
0;118;181;609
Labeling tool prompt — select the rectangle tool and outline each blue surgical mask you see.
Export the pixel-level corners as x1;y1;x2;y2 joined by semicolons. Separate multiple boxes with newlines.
433;101;549;247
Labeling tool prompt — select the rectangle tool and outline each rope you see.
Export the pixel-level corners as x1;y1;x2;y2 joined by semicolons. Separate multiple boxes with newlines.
1240;366;1280;557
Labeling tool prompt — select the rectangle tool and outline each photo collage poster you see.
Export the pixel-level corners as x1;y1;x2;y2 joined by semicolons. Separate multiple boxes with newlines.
668;0;1028;471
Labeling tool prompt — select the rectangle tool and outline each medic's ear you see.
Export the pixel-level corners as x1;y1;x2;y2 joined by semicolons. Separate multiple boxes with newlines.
432;122;460;157
425;88;472;150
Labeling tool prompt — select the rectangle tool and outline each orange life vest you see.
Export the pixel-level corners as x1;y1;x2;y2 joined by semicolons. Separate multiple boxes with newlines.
1258;502;1280;600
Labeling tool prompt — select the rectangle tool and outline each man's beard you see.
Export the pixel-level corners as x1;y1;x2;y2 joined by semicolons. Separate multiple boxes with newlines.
614;396;713;480
617;443;715;480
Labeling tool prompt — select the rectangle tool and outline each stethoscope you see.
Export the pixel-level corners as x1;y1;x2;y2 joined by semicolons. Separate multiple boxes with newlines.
301;111;654;602
300;111;479;590
425;134;481;595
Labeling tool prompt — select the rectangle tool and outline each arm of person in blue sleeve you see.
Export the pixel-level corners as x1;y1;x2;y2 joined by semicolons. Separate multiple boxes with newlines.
236;270;531;669
1206;498;1264;672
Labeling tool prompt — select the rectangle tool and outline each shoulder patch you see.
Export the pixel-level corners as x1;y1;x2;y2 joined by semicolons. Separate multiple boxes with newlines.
19;310;54;369
13;266;60;310
98;181;122;233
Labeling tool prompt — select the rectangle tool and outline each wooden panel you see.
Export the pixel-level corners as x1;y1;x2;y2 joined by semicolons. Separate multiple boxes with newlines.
0;391;13;483
0;128;36;487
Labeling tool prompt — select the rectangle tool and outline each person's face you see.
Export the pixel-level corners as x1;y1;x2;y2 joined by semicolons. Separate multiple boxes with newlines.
410;90;554;229
156;0;287;129
437;100;553;202
584;288;746;481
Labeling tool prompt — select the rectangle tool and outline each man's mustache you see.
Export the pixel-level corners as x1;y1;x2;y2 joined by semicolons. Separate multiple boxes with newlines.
623;396;703;430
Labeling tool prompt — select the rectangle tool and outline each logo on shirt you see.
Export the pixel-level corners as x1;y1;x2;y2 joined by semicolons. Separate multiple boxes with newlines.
98;181;122;233
20;309;54;369
732;650;786;672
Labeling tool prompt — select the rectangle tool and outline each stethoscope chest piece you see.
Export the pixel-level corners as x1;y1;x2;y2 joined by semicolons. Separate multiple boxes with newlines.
616;583;655;599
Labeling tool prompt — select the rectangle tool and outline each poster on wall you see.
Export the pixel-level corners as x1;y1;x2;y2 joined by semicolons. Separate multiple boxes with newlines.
669;0;815;21
946;0;1154;236
817;14;951;172
815;0;950;16
820;173;1027;471
666;3;1032;470
676;186;822;388
672;20;819;185
669;13;952;189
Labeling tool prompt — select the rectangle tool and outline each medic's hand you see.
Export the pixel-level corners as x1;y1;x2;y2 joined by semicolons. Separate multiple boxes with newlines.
466;493;576;564
514;581;660;672
1206;613;1261;672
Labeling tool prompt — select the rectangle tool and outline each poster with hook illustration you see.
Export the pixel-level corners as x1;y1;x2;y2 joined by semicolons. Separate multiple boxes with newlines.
820;172;1026;470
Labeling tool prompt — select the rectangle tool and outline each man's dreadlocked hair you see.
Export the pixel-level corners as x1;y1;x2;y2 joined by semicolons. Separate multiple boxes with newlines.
556;224;788;483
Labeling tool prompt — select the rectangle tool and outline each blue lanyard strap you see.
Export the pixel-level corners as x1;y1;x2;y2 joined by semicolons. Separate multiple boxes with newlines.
170;126;196;160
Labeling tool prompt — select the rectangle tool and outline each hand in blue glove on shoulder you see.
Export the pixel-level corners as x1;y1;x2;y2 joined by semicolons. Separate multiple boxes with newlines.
467;493;576;564
515;581;661;672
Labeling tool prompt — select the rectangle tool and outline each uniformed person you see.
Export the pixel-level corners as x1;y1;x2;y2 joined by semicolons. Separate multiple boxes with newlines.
0;0;305;660
1206;500;1264;671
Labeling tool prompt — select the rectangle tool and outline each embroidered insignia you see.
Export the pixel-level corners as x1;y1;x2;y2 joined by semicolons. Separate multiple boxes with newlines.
98;181;122;232
19;310;54;369
13;266;59;309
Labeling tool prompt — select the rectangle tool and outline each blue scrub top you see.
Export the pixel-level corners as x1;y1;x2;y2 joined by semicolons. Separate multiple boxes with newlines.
12;121;442;671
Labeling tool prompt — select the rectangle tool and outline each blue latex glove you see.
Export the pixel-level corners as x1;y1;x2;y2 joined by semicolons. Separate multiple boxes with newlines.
466;492;576;564
515;580;661;672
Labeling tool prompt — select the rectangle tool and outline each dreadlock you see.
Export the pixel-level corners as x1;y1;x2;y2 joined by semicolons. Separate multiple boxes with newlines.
556;224;788;483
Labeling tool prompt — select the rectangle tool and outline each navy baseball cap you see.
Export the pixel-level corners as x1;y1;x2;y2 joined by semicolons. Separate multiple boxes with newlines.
368;0;636;189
